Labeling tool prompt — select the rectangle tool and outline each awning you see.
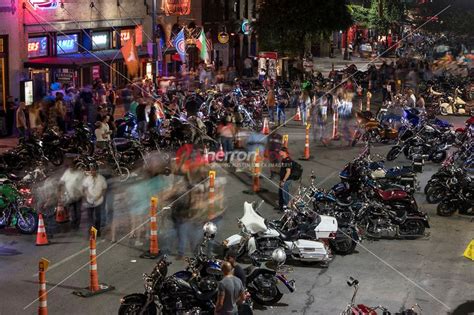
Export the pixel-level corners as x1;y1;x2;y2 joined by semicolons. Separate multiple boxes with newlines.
24;49;149;69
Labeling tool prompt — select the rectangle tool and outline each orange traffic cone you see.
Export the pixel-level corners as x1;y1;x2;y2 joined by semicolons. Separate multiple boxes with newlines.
38;258;49;315
208;170;216;220
140;197;160;259
253;149;262;193
300;123;311;160
36;213;49;246
55;204;69;224
282;134;289;148
294;107;301;121
72;227;114;297
262;118;270;135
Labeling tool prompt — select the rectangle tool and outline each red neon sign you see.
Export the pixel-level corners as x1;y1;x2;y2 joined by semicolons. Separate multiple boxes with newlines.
28;0;58;10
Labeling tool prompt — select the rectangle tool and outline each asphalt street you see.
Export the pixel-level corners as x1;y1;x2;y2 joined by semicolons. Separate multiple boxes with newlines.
1;114;473;315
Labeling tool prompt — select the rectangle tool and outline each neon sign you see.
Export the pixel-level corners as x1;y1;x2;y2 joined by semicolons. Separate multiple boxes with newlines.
28;36;48;58
92;32;110;50
28;0;58;10
120;29;134;46
56;34;78;54
241;19;251;35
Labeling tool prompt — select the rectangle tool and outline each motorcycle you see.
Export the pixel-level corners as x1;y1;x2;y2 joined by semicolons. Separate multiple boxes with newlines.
386;126;449;164
0;176;38;234
437;176;474;217
119;223;223;314
59;121;94;155
340;277;422;315
440;87;469;115
223;201;337;265
352;111;398;146
356;199;429;239
115;112;137;138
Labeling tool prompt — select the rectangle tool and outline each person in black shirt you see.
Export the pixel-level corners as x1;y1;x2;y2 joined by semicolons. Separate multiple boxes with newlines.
278;147;293;211
225;249;246;286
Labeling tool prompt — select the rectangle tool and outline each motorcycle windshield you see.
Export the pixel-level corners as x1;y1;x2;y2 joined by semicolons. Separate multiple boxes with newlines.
240;202;267;234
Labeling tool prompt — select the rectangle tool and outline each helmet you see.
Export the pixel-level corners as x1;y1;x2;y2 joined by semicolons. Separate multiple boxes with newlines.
203;222;217;238
271;248;286;264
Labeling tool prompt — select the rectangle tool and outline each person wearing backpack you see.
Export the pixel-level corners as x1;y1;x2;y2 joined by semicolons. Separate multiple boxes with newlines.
277;147;302;211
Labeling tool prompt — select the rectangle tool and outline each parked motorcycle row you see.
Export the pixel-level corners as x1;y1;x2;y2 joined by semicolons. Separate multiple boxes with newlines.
119;222;295;315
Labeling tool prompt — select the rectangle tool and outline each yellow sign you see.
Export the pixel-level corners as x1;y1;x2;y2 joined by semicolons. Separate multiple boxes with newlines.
39;258;50;272
218;32;229;44
464;240;474;260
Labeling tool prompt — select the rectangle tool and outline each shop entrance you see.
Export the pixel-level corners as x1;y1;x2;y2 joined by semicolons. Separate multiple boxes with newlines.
29;68;50;100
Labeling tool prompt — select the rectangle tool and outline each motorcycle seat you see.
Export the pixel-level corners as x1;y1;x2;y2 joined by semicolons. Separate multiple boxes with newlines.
377;189;408;201
385;167;414;178
113;139;133;152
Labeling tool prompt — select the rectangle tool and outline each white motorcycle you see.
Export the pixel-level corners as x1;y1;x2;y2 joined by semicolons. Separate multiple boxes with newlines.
440;87;468;115
223;201;338;264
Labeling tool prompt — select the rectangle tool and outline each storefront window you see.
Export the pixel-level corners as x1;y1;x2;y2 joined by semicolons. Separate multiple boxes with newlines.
28;36;48;58
92;31;110;50
56;34;79;54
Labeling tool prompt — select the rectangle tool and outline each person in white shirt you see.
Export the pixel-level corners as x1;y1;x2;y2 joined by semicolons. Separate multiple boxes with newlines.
95;115;111;150
59;163;85;230
82;165;107;236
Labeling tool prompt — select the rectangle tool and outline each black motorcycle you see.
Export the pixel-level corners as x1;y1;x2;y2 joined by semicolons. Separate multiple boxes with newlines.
437;176;474;217
387;127;449;163
115;112;137;138
59;121;94;155
119;255;217;315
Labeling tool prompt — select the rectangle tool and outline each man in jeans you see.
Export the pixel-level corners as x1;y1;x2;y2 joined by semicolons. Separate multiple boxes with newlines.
82;164;107;237
278;147;293;211
215;262;245;315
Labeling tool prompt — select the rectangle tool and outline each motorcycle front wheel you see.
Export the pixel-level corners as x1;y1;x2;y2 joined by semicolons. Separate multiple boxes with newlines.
386;146;401;161
249;274;283;306
437;201;457;217
425;186;445;204
329;227;358;255
118;303;157;315
16;209;38;234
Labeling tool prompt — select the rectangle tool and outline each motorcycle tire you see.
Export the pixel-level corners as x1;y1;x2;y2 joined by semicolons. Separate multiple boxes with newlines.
437;201;457;217
425;186;445;204
386;146;402;161
15;209;38;234
47;150;64;166
329;228;357;255
430;150;447;164
118;303;157;315
249;274;283;306
78;142;94;156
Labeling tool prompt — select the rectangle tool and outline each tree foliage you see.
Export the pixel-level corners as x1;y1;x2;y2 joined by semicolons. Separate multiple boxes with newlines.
349;0;406;34
413;0;474;38
253;0;353;57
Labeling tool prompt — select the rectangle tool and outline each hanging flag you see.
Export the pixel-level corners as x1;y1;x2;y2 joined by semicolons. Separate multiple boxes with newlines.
173;28;186;63
135;25;143;47
121;39;139;77
196;29;208;61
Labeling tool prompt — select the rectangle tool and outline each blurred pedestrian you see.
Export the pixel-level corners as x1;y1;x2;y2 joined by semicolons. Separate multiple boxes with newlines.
59;163;84;230
82;164;107;237
299;90;311;125
267;88;276;123
15;102;28;138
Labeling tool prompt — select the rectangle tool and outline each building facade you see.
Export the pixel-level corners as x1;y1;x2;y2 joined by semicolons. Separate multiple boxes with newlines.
0;0;202;109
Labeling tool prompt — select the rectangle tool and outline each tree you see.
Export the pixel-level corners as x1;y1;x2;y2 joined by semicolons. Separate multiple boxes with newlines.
253;0;353;57
349;0;406;35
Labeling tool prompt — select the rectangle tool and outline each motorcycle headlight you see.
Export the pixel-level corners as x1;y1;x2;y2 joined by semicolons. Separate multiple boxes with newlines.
271;248;286;264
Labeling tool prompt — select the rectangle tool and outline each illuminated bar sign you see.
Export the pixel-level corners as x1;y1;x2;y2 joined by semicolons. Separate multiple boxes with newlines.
56;34;78;54
28;0;58;10
163;0;191;16
120;29;134;46
92;32;110;50
28;36;48;58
